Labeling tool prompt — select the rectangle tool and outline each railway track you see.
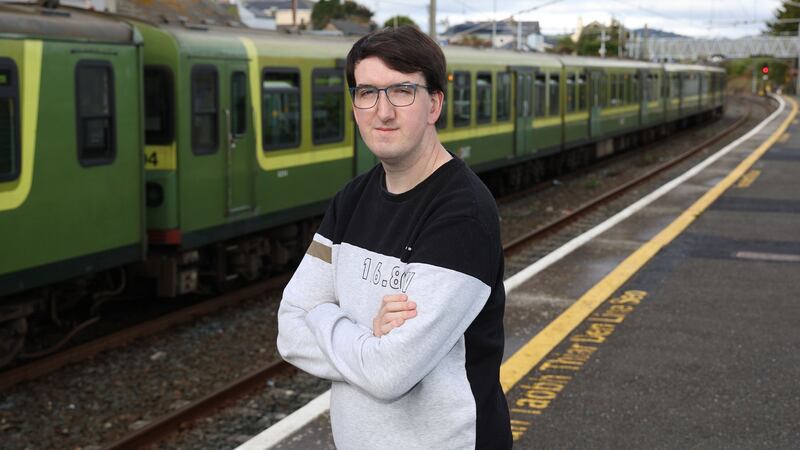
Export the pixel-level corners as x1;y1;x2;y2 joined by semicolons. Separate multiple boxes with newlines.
3;95;770;450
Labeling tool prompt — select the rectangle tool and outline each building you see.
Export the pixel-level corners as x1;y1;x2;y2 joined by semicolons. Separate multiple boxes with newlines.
239;0;314;30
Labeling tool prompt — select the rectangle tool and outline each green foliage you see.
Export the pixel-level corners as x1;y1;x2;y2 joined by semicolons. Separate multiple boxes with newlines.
575;20;625;57
551;35;576;54
383;15;418;28
311;0;373;30
765;1;800;35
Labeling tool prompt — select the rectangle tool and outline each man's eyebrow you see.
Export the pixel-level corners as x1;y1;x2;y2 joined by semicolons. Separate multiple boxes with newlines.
355;81;416;87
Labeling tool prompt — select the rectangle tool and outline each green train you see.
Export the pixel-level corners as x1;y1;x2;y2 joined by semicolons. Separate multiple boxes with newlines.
0;4;724;364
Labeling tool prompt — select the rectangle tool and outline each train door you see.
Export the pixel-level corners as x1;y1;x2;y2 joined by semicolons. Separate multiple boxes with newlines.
589;69;603;137
514;69;534;155
638;69;646;124
223;62;256;216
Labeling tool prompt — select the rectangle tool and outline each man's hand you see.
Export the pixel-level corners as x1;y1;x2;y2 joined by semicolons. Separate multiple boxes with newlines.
373;294;417;337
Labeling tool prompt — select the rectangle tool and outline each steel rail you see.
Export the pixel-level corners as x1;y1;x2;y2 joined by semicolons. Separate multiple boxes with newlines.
0;274;291;391
101;359;294;450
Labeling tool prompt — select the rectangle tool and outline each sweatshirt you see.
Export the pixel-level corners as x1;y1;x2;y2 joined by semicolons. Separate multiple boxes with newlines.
277;155;512;449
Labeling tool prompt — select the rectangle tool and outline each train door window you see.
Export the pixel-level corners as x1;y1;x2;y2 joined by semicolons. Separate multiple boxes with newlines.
263;69;300;150
496;72;511;121
608;74;616;106
534;73;546;117
144;67;174;145
577;73;587;111
548;73;560;116
76;60;116;165
453;71;471;127
566;74;575;113
436;84;447;129
632;73;639;103
0;59;19;181
191;65;218;154
312;69;344;144
231;71;247;136
671;74;681;98
476;72;492;123
598;73;608;107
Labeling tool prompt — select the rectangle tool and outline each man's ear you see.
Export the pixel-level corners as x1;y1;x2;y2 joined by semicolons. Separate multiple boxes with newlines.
428;90;444;125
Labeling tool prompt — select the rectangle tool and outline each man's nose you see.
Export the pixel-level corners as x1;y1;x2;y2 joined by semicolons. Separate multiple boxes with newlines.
375;90;395;120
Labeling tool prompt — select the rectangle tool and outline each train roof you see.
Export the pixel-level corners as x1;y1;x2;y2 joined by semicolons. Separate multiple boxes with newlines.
556;54;662;70
0;3;137;44
664;63;725;73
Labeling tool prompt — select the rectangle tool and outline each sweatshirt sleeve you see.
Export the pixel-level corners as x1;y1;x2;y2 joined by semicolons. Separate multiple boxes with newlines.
305;216;499;400
276;215;346;381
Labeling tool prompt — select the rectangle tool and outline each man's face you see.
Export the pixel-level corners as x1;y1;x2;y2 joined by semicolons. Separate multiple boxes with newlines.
352;56;442;163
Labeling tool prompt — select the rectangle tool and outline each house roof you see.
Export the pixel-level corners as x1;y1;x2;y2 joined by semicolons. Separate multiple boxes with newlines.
328;19;371;36
245;0;315;11
443;20;540;37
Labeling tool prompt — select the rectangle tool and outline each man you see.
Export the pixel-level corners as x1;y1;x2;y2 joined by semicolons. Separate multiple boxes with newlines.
277;25;512;449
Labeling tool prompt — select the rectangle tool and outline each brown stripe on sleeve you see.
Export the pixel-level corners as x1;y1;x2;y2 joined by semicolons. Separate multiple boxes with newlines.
307;240;332;263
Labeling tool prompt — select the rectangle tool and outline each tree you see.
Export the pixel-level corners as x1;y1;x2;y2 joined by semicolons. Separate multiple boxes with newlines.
383;15;418;28
311;0;374;30
552;35;576;54
575;20;623;57
765;1;800;35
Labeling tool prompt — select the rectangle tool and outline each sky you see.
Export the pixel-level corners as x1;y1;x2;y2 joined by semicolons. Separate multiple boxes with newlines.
360;0;787;39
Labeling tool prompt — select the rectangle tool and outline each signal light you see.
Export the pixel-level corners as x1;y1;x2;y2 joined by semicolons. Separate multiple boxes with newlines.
761;65;769;75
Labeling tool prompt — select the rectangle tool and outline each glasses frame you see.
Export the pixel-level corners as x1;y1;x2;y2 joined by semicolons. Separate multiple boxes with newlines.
349;83;429;109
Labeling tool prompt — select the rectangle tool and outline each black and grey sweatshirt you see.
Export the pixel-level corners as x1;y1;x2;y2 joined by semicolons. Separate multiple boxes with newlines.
277;155;512;450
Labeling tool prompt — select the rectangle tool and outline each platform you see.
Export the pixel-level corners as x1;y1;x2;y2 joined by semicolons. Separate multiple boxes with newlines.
239;95;798;450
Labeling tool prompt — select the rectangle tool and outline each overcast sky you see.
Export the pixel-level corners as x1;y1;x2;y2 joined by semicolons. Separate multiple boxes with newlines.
360;0;786;38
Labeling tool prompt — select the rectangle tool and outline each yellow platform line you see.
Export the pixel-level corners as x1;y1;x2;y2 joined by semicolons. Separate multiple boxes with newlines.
500;96;798;393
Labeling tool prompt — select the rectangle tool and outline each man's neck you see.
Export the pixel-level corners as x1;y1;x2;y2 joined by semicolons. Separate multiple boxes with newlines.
382;136;452;194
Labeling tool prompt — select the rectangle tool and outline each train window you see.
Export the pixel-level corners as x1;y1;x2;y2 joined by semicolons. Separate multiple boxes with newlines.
231;71;247;137
144;66;174;146
632;73;639;103
476;72;492;123
435;84;447;129
191;65;219;154
0;59;19;182
577;74;587;111
671;74;680;99
76;60;116;165
534;74;546;117
453;71;471;127
566;74;575;113
598;73;608;107
548;73;560;116
612;74;622;106
496;72;511;121
263;69;300;150
312;69;344;144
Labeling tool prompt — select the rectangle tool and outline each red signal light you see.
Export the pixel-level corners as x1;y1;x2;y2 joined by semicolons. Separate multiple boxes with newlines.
761;65;769;75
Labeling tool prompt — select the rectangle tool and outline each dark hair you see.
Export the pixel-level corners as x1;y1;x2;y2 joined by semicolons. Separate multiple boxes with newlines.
345;25;446;94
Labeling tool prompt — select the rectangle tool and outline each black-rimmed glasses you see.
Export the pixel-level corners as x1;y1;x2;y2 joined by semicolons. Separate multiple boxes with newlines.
349;83;429;109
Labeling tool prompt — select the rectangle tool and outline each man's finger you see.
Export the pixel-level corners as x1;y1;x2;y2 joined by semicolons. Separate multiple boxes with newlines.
381;300;417;313
382;294;408;304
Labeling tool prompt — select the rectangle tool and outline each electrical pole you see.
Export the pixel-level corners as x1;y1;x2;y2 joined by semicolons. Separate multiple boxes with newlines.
429;0;436;38
599;26;607;58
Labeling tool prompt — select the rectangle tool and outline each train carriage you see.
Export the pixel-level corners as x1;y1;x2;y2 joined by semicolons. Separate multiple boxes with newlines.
0;7;144;299
0;5;145;363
